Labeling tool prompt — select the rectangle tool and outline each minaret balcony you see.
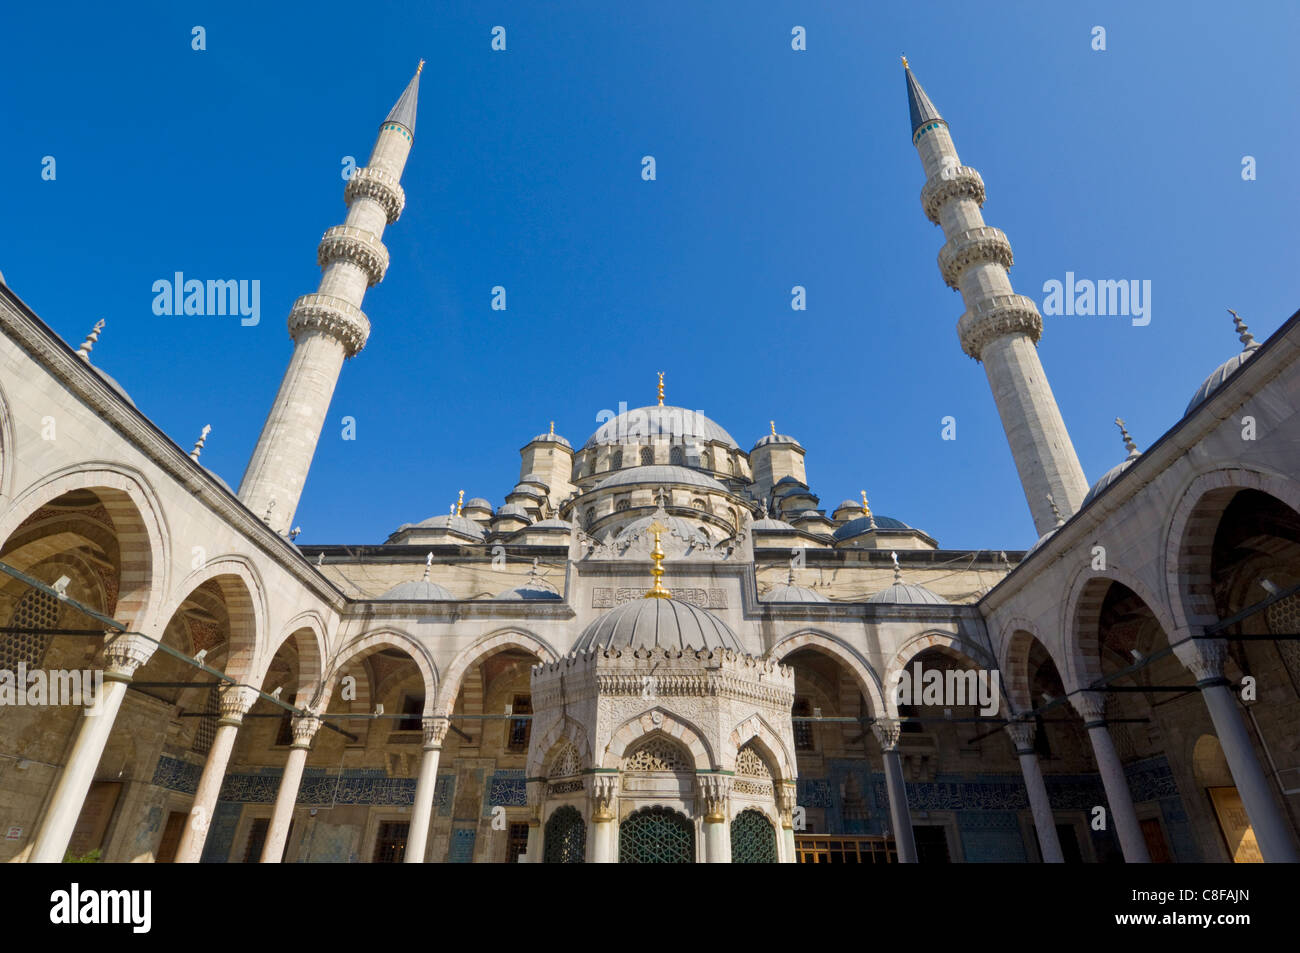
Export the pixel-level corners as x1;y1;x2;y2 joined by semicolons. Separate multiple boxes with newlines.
956;293;1042;360
920;165;985;224
287;293;371;357
344;166;407;224
937;226;1013;290
317;225;390;287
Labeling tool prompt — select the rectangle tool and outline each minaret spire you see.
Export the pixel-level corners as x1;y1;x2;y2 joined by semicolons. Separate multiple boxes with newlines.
904;59;1088;537
238;65;422;532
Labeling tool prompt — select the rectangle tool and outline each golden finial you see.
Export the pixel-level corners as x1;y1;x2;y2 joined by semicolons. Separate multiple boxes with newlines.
417;59;425;74
657;371;665;407
860;490;872;519
549;420;555;436
456;489;464;516
901;55;909;69
643;520;672;599
770;420;777;437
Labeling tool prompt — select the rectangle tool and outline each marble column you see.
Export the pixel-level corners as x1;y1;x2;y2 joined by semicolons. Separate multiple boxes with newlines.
1005;720;1064;863
403;717;448;864
1175;637;1299;862
698;774;732;863
176;684;258;863
776;780;798;863
29;634;157;863
874;719;917;863
1072;691;1149;862
589;774;618;863
260;713;320;863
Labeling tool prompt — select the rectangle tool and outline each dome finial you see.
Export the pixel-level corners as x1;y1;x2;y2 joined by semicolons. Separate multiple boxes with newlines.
422;551;433;580
549;420;555;436
770;420;777;437
76;319;105;360
456;489;464;517
891;550;902;584
644;520;672;599
657;371;665;406
1228;308;1259;352
417;59;425;75
901;54;909;69
1114;417;1139;459
1046;493;1065;526
860;490;875;526
190;424;211;462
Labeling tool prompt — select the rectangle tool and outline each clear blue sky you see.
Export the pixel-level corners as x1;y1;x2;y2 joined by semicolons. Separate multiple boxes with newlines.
4;1;1297;550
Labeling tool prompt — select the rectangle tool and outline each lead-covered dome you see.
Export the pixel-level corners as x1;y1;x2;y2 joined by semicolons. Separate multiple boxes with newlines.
868;581;949;605
380;579;454;600
1185;310;1262;416
573;598;742;652
584;405;739;450
593;465;728;493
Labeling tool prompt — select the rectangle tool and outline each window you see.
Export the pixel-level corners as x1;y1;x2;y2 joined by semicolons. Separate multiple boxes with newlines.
0;588;59;672
507;822;530;863
640;446;655;466
373;821;410;863
691;498;706;511
397;694;423;732
796;835;896;864
701;451;712;470
669;446;685;466
507;694;532;752
616;497;630;512
610;449;623;470
792;697;814;751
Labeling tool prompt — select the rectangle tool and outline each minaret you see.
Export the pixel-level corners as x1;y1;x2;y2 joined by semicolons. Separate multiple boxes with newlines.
904;58;1089;535
238;64;423;532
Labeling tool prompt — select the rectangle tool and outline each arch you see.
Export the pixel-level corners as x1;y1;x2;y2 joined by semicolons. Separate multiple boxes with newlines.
150;555;266;683
730;808;778;863
323;628;439;716
883;630;997;701
251;610;329;708
725;713;794;780
543;805;586;863
433;629;558;715
603;708;713;771
1060;561;1179;693
526;714;592;778
0;464;169;628
769;629;887;719
1165;467;1300;635
1000;626;1047;714
0;375;15;503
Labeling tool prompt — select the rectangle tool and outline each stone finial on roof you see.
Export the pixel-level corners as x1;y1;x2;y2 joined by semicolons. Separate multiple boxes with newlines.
1114;417;1140;459
1046;493;1065;526
422;551;433;581
190;424;211;462
891;550;902;585
76;319;105;360
1228;308;1259;352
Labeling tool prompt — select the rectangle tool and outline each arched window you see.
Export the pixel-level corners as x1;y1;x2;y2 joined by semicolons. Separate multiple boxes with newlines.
792;697;814;751
543;806;586;863
730;809;778;863
640;446;655;466
701;451;712;471
615;496;630;512
728;457;738;475
618;805;694;864
691;498;707;512
584;508;595;529
669;446;685;466
610;449;623;470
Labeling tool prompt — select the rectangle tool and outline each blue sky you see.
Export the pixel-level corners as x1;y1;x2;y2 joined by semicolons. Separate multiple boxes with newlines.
3;1;1297;550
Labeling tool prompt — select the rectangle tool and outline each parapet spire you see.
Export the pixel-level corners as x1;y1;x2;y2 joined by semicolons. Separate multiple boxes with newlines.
76;320;105;360
190;425;211;462
902;57;945;139
1228;309;1260;352
1115;418;1140;459
891;551;903;585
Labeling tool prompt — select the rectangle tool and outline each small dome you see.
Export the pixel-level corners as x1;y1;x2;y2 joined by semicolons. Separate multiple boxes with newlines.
463;497;493;511
1026;528;1058;555
752;432;802;451
764;583;830;603
496;503;531;521
94;367;135;407
518;473;549;488
833;515;912;539
1081;457;1137;507
529;430;572;449
380;579;454;600
202;467;233;494
584;405;739;450
616;514;711;544
868;582;949;605
593;465;728;494
775;476;803;487
836;499;860;511
751;517;796;531
573;597;742;652
1186;349;1258;415
412;514;488;539
495;583;562;601
529;516;573;530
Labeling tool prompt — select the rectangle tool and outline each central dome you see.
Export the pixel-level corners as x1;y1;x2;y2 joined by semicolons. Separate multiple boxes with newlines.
574;597;742;652
593;465;728;493
583;405;739;450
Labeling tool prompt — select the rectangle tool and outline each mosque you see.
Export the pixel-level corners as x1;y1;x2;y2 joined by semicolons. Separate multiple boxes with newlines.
0;59;1297;864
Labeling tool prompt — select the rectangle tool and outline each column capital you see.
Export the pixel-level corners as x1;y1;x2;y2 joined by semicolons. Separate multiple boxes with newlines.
421;716;450;749
102;633;158;682
1070;690;1106;727
589;774;618;821
872;717;902;751
289;713;321;749
775;780;798;829
1173;636;1230;686
696;773;732;822
217;684;259;724
1004;719;1036;755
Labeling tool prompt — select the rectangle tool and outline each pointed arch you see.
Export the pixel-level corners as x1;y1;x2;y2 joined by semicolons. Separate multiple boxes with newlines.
725;713;794;780
251;610;329;708
603;708;713;771
433;628;558;715
769;629;886;719
1060;561;1178;692
150;555;266;683
323;628;439;716
527;714;592;778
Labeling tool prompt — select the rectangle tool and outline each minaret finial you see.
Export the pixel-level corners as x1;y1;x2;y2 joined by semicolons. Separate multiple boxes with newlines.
1114;418;1139;459
549;420;555;436
891;551;902;584
1228;308;1259;352
860;490;873;520
417;59;425;75
770;420;777;437
1046;493;1064;526
657;371;665;406
76;319;105;360
456;489;464;517
644;521;672;599
901;54;909;69
190;424;211;462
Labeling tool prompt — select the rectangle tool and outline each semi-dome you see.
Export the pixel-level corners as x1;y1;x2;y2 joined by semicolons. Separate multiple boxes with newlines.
411;514;487;539
868;581;949;605
593;465;728;494
1185;310;1262;416
616;514;710;544
833;515;912;539
380;579;454;600
583;405;739;450
573;597;742;652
